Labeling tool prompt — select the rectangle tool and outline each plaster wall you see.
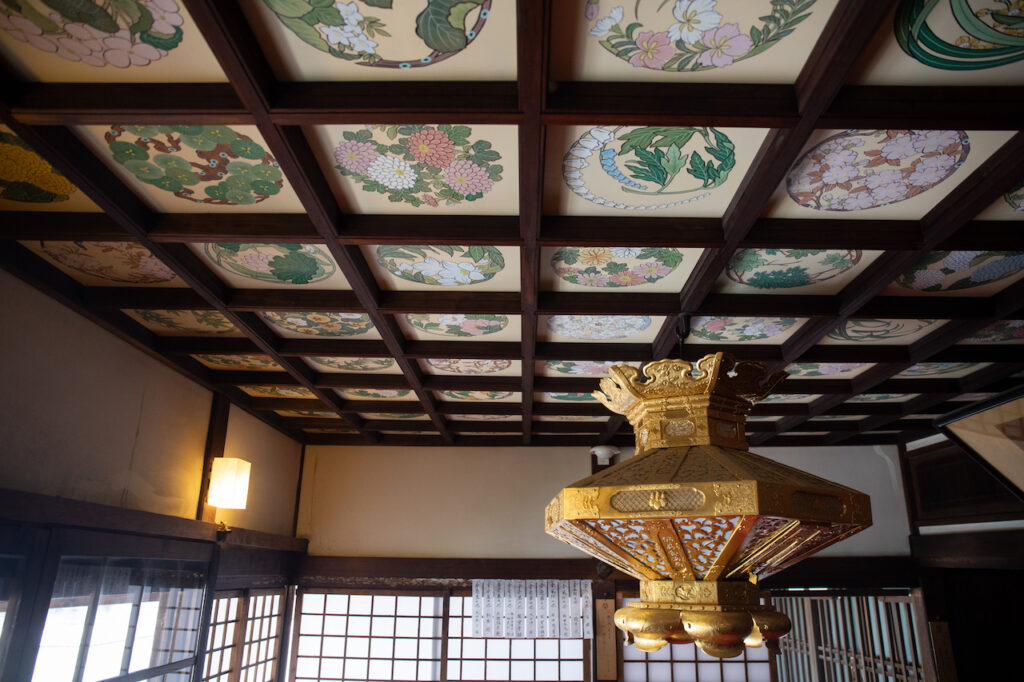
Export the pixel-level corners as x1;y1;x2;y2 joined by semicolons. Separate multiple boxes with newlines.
753;444;912;556
298;445;592;558
0;270;212;518
216;405;302;535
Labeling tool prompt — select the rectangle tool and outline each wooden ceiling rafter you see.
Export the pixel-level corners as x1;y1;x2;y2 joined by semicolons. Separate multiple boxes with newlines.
0;241;302;440
8;212;1022;251
182;0;456;444
0;82;366;441
514;0;551;445
10;81;1022;130
746;141;1024;445
0;1;1021;448
599;0;902;445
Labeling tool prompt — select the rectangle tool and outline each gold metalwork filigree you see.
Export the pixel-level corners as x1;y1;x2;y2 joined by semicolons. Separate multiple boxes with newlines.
545;352;872;658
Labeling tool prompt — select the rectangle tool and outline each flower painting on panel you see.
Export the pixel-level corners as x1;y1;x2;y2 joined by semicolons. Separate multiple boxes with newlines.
334;124;502;208
585;0;816;72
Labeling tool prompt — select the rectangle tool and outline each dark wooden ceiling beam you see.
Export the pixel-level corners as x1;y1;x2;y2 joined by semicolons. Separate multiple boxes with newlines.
377;291;522;315
826;360;1024;445
182;0;450;444
150;214;321;243
9;81;1019;130
544;82;796;127
270;82;520;125
819;86;1024;130
539;216;723;247
771;133;1024;373
0;115;365;437
305;431;905;448
8;83;249;125
516;0;550;445
636;2;901;442
753;434;902;448
7;210;1021;252
0;242;300;438
74;284;1014;322
339;215;522;245
612;0;917;446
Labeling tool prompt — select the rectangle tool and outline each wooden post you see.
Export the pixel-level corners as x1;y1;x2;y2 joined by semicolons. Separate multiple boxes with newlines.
197;394;231;523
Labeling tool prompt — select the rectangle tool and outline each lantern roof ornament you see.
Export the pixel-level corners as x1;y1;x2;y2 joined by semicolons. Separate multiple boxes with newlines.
545;352;872;658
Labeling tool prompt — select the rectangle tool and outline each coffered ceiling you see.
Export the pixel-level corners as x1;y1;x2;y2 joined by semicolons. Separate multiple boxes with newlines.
1;0;1021;448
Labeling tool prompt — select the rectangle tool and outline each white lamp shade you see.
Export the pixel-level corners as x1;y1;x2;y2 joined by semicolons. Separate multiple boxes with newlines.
208;457;251;509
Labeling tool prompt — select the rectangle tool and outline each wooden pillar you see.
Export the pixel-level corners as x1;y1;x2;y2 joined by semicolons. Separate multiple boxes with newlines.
197;393;231;522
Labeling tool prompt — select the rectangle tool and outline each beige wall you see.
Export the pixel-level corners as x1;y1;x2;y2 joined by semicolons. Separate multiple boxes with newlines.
297;441;910;559
0;270;212;518
216;405;302;535
753;444;911;556
298;445;592;558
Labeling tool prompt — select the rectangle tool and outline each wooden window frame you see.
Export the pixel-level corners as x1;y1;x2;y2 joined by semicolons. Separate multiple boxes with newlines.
773;589;934;682
290;587;592;682
0;525;215;682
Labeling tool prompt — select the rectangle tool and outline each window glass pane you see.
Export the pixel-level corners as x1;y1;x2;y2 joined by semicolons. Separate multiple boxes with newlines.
445;595;589;682
239;591;285;682
296;591;443;681
623;661;647;681
31;556;207;682
32;601;90;681
560;659;584;681
0;555;25;669
487;659;510;680
649;661;673;682
698;662;723;681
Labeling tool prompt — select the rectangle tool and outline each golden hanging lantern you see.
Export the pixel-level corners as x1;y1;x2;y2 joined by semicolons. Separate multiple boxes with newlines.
544;352;872;658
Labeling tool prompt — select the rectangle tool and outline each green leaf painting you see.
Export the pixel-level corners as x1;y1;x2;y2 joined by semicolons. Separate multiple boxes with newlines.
727;250;862;291
263;0;491;69
104;125;285;206
562;126;736;211
416;0;483;52
895;0;1024;71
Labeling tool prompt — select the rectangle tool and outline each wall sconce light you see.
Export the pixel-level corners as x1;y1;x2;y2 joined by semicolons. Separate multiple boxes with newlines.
208;457;251;509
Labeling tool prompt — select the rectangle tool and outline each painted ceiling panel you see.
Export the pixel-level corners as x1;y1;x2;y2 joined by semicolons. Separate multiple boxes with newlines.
363;244;520;291
20;240;186;287
540;246;702;293
191;243;352;290
0;0;227;82
0;126;101;211
242;0;517;81
550;0;841;83
1;1;1020;448
305;124;519;215
398;314;521;342
851;2;1024;86
817;319;950;345
544;126;770;217
260;311;382;340
419;359;522;376
537;314;665;344
74;124;307;213
763;129;1016;220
